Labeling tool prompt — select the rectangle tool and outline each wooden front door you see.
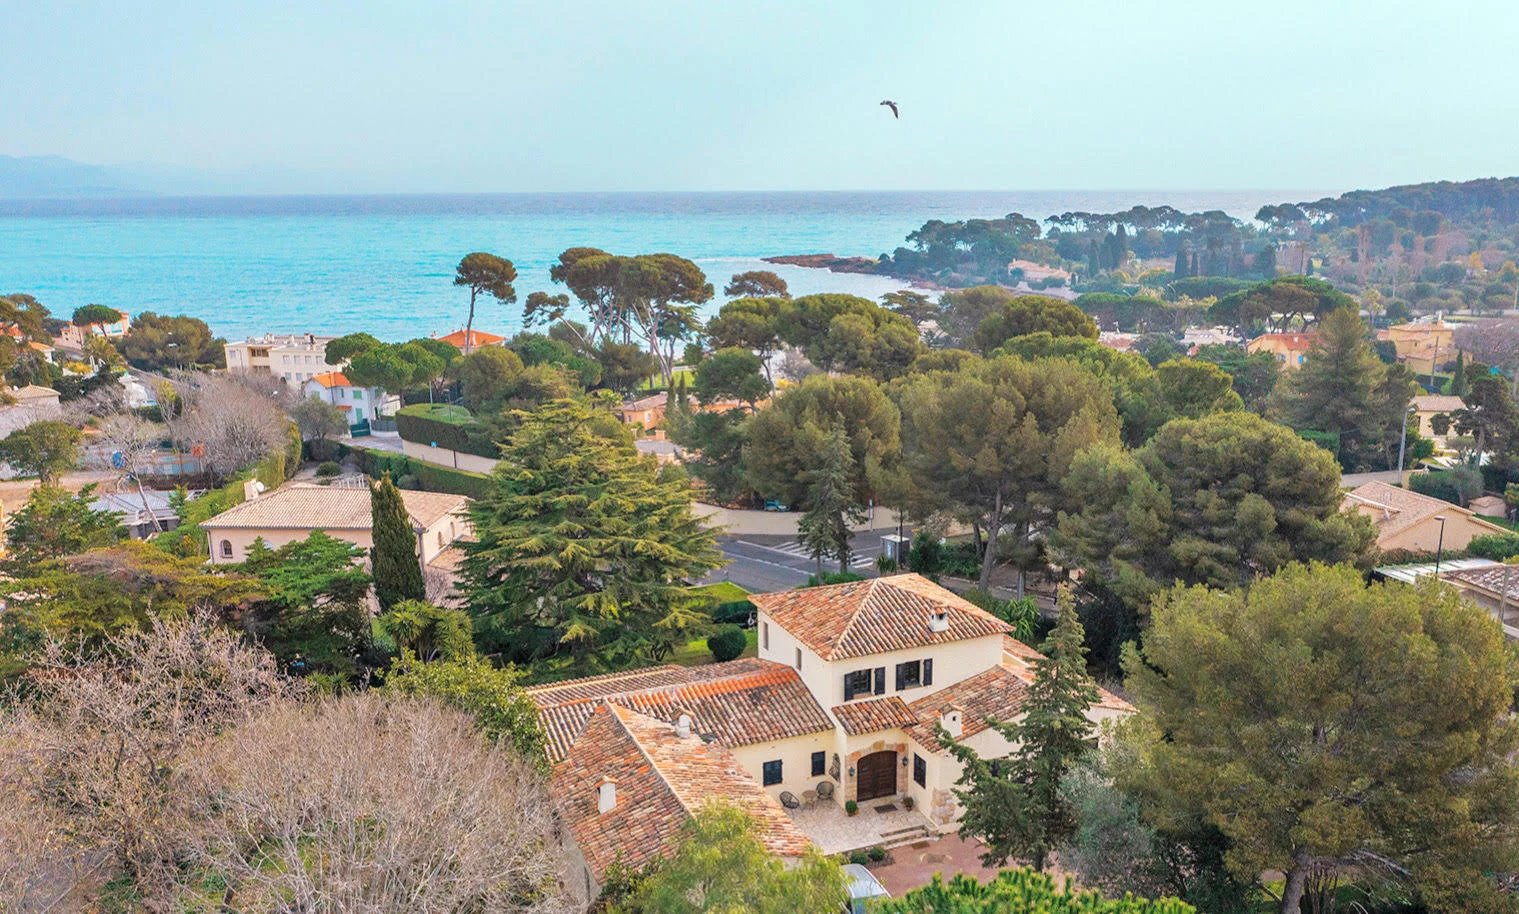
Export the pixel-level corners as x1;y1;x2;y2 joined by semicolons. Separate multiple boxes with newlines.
855;750;897;802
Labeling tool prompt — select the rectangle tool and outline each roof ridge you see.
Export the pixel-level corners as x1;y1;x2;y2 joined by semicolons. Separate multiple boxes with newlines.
610;704;716;820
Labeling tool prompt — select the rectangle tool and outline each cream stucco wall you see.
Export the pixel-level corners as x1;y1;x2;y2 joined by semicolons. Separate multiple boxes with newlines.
729;732;834;802
400;437;500;474
206;511;468;566
1364;510;1506;553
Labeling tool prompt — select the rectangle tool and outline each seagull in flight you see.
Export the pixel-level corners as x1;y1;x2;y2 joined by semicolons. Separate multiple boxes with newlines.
880;100;899;119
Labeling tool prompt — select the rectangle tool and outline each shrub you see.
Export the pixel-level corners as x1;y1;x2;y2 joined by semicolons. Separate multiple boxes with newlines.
875;554;898;573
963;588;1038;642
348;446;491;498
844;800;859;817
1409;466;1483;506
710;599;755;626
315;461;341;478
875;870;1195;914
940;541;981;579
1468;533;1519;561
805;571;866;587
866;845;887;863
706;624;747;663
394;403;499;459
907;531;943;577
848;850;869;865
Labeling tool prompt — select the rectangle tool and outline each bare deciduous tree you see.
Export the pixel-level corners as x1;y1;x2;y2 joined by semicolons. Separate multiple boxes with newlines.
175;694;572;913
168;372;290;480
1455;319;1519;374
92;410;168;533
0;613;293;896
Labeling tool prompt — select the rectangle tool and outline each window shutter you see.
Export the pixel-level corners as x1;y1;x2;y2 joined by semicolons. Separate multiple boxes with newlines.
923;658;934;686
844;674;854;702
874;667;886;695
895;663;905;691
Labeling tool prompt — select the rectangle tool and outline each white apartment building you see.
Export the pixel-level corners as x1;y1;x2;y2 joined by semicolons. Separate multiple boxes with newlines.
223;333;339;385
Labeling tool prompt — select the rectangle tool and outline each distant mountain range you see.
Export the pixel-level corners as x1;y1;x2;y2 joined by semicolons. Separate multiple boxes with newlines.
0;154;347;198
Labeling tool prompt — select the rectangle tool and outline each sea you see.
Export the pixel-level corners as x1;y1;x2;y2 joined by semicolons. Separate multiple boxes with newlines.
0;190;1329;342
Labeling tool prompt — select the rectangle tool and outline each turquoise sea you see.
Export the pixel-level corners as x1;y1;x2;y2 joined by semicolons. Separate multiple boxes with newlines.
0;190;1326;342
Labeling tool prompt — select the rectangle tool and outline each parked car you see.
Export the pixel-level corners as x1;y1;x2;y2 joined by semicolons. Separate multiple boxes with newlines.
763;499;789;512
843;863;890;913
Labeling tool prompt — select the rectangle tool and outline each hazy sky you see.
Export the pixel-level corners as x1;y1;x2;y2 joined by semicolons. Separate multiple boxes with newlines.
8;0;1517;193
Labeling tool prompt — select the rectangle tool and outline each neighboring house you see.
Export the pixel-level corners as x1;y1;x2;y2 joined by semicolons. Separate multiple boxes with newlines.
1410;394;1465;446
1344;480;1509;553
1378;319;1454;377
531;574;1131;897
1096;331;1137;352
0;385;63;439
1375;557;1519;640
302;370;395;424
1180;326;1240;349
10;384;60;409
90;488;184;539
224;333;338;385
56;309;130;349
434;328;505;350
201;481;470;565
615;394;667;430
1246;332;1316;369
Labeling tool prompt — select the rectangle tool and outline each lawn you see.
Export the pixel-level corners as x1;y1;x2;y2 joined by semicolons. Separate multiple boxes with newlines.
671;627;758;667
396;402;474;424
686;580;750;604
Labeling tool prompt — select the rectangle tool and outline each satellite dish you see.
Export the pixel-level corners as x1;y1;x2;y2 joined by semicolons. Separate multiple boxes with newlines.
253;481;266;494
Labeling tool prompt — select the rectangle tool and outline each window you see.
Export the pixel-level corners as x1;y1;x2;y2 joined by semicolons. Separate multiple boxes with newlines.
913;753;926;787
762;759;782;786
811;751;826;777
794;647;802;671
761;622;769;651
353;389;363;399
437;531;444;547
895;660;922;690
843;669;873;701
219;539;233;559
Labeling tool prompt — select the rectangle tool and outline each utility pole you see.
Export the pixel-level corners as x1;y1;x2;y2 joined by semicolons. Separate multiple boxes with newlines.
1397;405;1416;484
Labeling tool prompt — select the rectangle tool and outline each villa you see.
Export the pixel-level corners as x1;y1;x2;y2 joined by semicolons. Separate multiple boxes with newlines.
1246;331;1316;369
1344;480;1508;553
532;573;1131;902
434;328;506;350
301;370;396;424
201;481;470;565
56;309;130;349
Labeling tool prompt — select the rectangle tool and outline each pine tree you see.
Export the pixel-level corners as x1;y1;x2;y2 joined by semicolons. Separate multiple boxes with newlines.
942;587;1098;871
370;473;425;612
1256;242;1278;278
796;422;865;576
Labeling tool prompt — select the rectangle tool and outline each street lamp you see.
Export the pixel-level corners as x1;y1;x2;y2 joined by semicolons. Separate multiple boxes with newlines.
1396;404;1417;482
1433;515;1447;576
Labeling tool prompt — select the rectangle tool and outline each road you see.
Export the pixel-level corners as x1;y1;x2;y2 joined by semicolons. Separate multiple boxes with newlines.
704;530;899;593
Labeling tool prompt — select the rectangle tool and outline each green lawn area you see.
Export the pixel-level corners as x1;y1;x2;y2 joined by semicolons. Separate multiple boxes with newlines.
396;402;474;424
671;627;758;667
1478;513;1519;531
686;580;750;604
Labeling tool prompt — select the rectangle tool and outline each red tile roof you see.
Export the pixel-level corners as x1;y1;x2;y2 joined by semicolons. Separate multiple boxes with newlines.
436;328;505;348
308;370;351;389
552;703;812;881
530;658;832;761
830;696;919;735
748;573;1011;661
903;665;1029;749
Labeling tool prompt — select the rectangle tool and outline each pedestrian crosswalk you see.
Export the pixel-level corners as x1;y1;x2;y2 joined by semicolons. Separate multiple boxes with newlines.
756;540;878;570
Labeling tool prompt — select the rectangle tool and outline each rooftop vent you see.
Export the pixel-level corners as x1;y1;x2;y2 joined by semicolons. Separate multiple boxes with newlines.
928;610;950;633
675;713;692;739
597;777;617;814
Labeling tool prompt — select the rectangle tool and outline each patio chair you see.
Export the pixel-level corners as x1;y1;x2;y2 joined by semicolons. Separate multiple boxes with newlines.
778;791;801;810
815;780;835;802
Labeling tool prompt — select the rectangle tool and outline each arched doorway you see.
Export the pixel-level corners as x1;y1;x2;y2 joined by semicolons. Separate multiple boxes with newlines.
855;750;897;802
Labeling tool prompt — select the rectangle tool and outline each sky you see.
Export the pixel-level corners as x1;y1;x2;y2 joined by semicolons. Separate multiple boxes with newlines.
6;0;1519;193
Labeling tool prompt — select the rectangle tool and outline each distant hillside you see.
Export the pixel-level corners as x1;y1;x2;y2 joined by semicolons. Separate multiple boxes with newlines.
0;155;143;198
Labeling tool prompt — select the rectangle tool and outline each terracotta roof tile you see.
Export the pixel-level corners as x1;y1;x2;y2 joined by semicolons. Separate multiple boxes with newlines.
201;483;468;532
530;658;832;761
436;328;504;348
830;696;918;735
904;664;1029;749
308;370;351;389
552;703;812;880
748;573;1010;661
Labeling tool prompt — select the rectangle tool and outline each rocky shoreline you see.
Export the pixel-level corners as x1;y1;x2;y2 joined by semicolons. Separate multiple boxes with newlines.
762;253;882;275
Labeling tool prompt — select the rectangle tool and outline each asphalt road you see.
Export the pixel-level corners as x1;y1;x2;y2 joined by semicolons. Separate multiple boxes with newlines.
703;530;899;593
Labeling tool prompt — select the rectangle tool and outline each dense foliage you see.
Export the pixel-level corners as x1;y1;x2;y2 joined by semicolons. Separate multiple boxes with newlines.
875;870;1194;914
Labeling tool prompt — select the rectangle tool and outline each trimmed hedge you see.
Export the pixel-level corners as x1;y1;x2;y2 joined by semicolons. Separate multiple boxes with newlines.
394;404;499;459
1468;533;1519;561
347;445;492;499
706;624;747;662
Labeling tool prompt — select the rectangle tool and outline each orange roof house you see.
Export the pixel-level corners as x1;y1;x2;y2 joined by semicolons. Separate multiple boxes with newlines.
1246;332;1316;370
435;328;506;350
534;573;1133;877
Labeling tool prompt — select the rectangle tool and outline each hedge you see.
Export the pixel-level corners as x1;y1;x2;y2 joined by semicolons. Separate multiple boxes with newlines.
347;445;493;499
394;404;500;459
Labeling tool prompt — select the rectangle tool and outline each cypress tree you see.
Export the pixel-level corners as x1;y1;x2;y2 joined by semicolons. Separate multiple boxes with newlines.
1174;246;1188;278
796;422;864;576
371;473;425;612
1087;239;1101;277
1448;350;1468;398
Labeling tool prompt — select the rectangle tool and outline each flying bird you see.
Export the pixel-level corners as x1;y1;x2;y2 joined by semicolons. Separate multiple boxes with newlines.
880;100;899;119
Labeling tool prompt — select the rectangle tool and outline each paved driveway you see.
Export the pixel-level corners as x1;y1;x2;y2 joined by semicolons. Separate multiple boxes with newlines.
706;531;896;592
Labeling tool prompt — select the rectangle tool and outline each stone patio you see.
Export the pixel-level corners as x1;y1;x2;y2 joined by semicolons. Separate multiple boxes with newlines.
785;799;936;855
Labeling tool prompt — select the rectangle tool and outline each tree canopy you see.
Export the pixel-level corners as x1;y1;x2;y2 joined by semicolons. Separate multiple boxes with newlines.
116;312;225;370
1121;564;1519;914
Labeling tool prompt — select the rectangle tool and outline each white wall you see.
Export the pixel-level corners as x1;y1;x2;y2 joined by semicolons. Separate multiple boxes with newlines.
400;438;499;474
729;732;833;801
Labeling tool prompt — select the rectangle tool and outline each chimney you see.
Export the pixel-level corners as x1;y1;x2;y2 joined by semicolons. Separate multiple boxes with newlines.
675;713;692;739
242;480;265;502
941;706;963;739
928;609;949;633
597;777;617;814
